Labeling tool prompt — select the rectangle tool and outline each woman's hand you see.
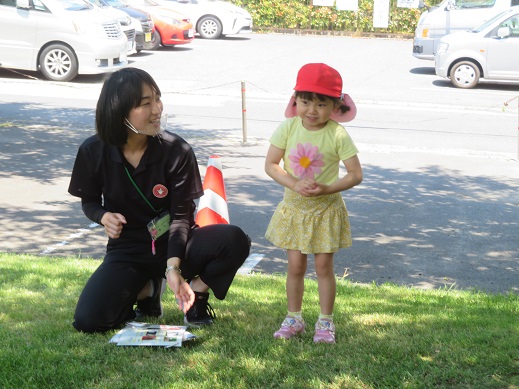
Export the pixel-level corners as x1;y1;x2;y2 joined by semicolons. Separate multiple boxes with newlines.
100;212;127;239
166;270;195;313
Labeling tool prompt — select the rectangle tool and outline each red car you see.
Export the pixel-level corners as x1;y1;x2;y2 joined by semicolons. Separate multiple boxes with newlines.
124;0;194;49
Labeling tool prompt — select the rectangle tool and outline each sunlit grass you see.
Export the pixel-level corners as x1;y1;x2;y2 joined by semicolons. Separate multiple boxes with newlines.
1;253;518;389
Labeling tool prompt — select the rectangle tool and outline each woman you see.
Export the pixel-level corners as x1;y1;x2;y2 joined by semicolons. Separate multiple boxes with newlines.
69;68;250;333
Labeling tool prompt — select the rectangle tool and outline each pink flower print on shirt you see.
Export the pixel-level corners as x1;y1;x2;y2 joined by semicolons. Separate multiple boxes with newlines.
288;143;325;179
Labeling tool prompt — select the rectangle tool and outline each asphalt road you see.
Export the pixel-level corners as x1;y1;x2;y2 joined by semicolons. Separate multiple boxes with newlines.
0;33;518;293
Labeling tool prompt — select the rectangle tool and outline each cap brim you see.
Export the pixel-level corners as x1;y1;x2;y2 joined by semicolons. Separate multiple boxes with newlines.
284;94;357;123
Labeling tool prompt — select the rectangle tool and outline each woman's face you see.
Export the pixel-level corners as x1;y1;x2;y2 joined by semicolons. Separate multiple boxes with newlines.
126;82;164;136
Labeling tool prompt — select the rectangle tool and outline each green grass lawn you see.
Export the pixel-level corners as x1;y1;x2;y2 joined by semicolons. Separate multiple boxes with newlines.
1;253;518;389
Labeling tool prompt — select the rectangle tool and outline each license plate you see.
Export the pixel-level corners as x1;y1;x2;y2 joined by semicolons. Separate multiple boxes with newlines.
145;32;152;42
188;28;194;38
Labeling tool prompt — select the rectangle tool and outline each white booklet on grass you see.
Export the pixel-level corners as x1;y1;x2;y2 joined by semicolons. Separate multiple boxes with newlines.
110;321;197;348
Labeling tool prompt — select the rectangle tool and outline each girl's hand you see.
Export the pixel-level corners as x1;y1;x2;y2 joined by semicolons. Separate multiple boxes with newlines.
166;271;195;313
100;212;127;239
305;182;329;197
293;178;318;196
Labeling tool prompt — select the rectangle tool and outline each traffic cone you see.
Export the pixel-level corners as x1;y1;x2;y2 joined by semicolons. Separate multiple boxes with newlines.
195;155;230;227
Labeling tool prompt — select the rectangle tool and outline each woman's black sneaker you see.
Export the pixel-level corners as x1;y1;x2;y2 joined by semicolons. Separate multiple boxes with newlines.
184;291;215;327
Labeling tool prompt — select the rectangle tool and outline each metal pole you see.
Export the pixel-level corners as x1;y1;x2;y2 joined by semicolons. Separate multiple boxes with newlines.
241;81;247;143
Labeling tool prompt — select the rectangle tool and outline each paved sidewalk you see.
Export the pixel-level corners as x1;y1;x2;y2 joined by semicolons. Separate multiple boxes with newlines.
0;78;518;294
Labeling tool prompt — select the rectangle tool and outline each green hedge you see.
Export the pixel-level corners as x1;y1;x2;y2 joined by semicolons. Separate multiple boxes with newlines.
232;0;444;35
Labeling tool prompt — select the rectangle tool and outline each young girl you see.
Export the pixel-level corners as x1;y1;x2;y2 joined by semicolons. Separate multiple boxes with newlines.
265;63;362;344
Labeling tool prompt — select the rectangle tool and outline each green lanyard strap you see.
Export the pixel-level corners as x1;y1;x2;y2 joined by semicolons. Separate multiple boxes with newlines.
124;166;161;213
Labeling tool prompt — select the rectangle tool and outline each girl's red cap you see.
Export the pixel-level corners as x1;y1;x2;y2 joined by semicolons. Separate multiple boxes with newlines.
294;63;342;98
285;63;357;122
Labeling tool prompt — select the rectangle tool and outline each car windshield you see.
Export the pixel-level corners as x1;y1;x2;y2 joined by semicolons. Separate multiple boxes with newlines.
105;0;125;6
54;0;94;10
452;0;496;9
87;0;109;7
472;9;515;32
124;0;158;5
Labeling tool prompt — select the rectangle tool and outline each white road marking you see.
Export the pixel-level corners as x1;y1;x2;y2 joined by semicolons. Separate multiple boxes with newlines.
39;222;264;277
40;223;99;255
237;253;264;275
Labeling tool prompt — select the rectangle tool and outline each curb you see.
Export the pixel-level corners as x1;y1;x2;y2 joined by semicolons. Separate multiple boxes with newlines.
253;27;414;40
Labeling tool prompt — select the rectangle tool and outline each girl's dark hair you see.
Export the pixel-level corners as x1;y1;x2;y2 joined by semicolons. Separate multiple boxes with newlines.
294;91;350;114
96;68;161;146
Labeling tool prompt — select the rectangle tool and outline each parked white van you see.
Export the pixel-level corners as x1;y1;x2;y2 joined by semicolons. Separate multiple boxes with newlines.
435;6;519;88
0;0;128;82
412;0;518;60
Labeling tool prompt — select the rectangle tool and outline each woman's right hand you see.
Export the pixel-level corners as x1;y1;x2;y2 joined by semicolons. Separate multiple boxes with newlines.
100;212;127;239
166;270;195;313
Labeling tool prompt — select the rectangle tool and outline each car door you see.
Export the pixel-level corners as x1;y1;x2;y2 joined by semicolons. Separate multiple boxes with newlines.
485;14;519;79
0;0;41;70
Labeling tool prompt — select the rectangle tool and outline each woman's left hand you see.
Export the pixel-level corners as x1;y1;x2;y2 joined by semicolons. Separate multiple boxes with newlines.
166;271;195;313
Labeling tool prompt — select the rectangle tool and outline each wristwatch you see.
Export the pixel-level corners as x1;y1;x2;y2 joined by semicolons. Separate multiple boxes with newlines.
165;265;181;277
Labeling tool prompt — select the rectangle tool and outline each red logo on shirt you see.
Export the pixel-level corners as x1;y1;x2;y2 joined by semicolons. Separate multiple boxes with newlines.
152;184;168;198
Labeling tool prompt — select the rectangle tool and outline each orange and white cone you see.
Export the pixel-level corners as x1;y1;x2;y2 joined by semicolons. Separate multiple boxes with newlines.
195;155;230;227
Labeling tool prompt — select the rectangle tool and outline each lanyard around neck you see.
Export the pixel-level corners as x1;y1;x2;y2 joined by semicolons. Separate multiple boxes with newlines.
124;166;161;213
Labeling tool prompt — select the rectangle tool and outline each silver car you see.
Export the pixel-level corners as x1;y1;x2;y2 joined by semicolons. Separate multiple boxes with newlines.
157;0;252;39
435;6;519;88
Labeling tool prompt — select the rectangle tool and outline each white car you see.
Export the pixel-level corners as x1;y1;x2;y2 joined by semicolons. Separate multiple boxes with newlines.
86;0;138;55
435;6;519;88
0;0;128;82
157;0;252;39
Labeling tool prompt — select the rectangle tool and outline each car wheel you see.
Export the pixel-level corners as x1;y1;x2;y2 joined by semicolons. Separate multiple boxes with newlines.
198;16;222;39
39;44;78;82
449;60;480;89
150;30;161;50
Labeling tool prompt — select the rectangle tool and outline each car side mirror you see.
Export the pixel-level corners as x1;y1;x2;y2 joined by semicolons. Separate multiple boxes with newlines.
16;0;30;8
496;26;511;38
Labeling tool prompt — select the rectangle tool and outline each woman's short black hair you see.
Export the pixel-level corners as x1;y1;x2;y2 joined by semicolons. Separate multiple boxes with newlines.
294;91;350;114
96;68;161;146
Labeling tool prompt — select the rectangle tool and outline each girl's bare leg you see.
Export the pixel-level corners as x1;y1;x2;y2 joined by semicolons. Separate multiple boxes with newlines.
286;249;307;312
314;253;335;315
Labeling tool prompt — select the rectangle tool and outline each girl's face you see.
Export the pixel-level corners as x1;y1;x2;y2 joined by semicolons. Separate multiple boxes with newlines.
295;95;339;131
126;83;163;136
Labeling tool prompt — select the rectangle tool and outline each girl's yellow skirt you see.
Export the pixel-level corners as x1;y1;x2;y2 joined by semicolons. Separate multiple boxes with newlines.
265;188;352;254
